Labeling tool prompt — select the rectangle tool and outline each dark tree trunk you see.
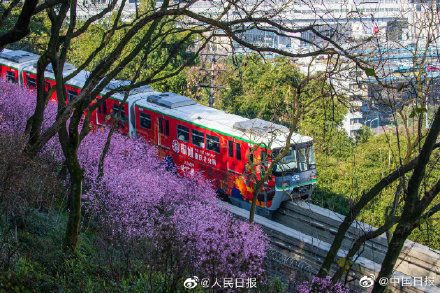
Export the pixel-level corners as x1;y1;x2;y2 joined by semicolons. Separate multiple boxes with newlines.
59;117;84;251
25;54;50;155
371;224;412;293
249;180;264;223
331;217;398;281
63;154;83;251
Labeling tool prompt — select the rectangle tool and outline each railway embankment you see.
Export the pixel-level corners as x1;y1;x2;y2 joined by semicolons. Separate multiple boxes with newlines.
223;202;440;292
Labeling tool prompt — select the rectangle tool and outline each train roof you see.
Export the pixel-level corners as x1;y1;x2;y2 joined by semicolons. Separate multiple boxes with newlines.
0;49;39;68
23;62;78;81
102;81;154;97
134;92;312;148
64;69;91;89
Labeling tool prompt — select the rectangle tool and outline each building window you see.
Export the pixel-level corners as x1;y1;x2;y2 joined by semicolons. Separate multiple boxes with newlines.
139;112;151;129
236;143;241;161
6;71;16;83
67;89;78;103
191;129;205;148
27;77;36;89
206;134;220;153
177;124;190;142
228;140;234;158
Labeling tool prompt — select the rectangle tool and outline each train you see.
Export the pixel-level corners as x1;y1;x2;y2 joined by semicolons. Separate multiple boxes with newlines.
0;48;317;215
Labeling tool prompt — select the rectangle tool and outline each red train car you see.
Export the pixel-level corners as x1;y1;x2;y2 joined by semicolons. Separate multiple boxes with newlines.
0;50;39;85
22;63;77;101
107;91;317;214
1;48;317;214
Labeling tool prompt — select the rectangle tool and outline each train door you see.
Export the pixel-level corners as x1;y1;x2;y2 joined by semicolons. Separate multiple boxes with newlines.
96;97;107;125
227;138;243;174
157;116;171;149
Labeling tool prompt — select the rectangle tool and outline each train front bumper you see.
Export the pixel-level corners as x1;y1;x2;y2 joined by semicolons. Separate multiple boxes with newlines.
269;180;316;210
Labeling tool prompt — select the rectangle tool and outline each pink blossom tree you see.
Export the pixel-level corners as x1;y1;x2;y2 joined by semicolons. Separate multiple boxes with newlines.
0;79;269;284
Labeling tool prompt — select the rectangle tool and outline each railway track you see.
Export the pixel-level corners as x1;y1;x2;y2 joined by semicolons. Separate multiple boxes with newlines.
223;201;440;292
275;200;440;286
274;201;389;265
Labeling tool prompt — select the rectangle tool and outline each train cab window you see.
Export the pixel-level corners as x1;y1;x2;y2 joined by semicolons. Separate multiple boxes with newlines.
228;140;234;158
236;143;241;161
27;77;36;89
298;148;307;171
139;112;151;129
6;71;16;83
112;104;126;120
177;124;190;142
206;134;220;153
191;129;205;148
67;89;78;103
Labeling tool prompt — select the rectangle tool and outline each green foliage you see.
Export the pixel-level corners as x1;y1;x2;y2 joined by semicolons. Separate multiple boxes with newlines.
211;54;440;250
364;67;375;77
353;126;373;144
218;55;302;121
317;132;440;249
0;5;50;53
0;208;186;292
69;17;197;94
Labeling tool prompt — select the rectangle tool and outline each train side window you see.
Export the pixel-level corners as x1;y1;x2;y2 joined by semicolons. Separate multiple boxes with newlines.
236;143;241;161
228;140;234;158
139;112;151;129
6;71;16;83
159;118;163;134
191;129;205;148
27;77;36;89
165;119;169;136
206;134;220;153
112;104;127;120
177;124;189;142
67;89;78;103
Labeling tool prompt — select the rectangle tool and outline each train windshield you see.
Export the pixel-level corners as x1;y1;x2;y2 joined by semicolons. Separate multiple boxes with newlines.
272;144;315;174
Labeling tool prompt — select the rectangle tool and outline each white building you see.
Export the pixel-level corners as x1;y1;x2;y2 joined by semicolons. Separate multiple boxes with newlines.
76;0;422;49
342;101;364;137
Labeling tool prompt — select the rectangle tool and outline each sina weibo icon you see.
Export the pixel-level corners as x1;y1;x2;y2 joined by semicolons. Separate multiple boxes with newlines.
359;274;375;288
172;140;180;153
183;276;199;289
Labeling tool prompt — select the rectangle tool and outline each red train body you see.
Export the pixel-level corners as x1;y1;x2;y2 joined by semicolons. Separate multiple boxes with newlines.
0;49;317;214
